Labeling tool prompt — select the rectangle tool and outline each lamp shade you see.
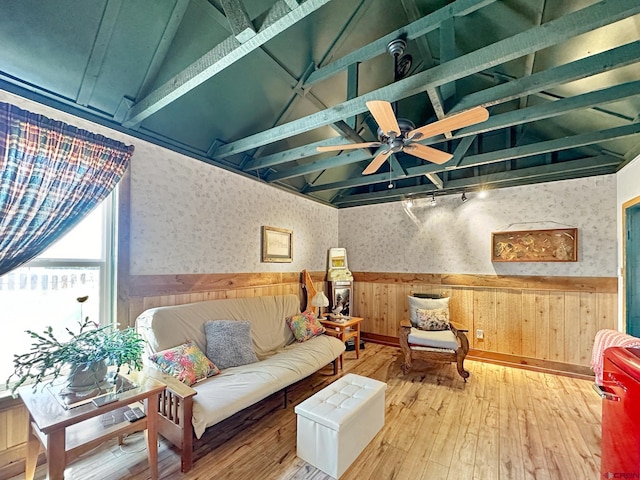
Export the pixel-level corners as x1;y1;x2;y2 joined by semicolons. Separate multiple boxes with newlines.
311;291;329;308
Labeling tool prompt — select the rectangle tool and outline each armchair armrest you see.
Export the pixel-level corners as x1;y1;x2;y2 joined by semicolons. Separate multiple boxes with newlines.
449;321;468;333
400;319;412;328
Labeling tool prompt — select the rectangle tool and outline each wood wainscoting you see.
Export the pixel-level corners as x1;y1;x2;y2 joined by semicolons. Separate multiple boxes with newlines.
353;272;617;376
123;271;327;327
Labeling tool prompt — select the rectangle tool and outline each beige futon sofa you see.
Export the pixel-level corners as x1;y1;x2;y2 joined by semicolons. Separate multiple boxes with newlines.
136;294;345;472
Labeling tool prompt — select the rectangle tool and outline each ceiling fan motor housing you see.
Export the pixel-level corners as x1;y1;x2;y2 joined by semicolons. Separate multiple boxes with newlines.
376;118;416;150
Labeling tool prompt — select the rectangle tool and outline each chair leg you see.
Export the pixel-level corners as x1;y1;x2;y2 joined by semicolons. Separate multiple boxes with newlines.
399;326;412;374
456;349;470;382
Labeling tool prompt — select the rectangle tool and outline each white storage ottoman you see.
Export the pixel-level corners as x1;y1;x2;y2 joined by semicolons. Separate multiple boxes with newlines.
294;373;387;479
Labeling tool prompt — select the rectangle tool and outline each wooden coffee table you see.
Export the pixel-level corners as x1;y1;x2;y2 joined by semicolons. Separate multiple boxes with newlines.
19;370;165;480
319;316;364;369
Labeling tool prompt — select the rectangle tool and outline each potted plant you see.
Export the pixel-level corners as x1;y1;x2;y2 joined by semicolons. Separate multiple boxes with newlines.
7;296;145;396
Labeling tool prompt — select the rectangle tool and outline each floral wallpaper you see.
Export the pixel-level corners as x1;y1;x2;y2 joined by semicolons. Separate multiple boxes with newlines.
129;143;338;275
338;176;617;277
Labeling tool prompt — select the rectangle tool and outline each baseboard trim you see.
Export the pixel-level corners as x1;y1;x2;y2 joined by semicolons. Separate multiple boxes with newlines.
361;333;594;380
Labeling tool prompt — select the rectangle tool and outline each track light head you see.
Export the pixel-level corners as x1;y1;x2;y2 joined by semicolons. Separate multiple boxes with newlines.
461;191;468;203
430;193;437;207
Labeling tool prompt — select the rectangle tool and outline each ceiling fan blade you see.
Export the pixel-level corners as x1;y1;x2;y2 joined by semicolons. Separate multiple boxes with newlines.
404;144;453;165
362;150;392;175
408;106;489;140
317;142;381;152
366;100;401;136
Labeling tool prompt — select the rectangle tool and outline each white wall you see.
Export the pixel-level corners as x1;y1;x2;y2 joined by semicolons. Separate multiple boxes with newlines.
616;154;640;328
0;91;339;275
338;175;617;277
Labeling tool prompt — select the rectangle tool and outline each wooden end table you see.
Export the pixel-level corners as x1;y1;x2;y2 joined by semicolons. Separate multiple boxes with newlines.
19;370;165;480
319;316;364;369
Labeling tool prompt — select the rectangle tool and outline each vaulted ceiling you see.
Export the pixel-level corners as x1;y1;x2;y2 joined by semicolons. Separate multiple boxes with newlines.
1;0;639;207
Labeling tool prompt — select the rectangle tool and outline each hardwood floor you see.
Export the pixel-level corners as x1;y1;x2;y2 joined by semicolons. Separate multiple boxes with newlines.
14;344;602;480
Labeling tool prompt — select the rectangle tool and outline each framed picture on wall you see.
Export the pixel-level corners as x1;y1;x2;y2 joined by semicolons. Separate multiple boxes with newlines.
261;226;293;263
491;228;578;262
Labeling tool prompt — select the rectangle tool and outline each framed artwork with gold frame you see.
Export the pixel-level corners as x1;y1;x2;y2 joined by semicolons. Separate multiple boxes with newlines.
491;228;578;262
261;226;293;263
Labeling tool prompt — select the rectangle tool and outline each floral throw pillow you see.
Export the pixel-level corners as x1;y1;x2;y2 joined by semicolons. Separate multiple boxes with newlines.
415;307;450;331
149;340;219;386
286;311;325;342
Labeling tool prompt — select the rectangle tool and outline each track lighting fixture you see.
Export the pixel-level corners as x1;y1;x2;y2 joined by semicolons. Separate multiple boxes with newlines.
430;193;437;207
461;191;468;203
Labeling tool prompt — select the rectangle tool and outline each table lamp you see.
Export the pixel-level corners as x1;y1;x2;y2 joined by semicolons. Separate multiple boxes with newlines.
312;291;329;320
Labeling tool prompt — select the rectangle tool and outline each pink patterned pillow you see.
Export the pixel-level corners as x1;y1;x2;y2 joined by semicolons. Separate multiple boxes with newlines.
149;340;219;386
286;311;326;342
415;307;450;331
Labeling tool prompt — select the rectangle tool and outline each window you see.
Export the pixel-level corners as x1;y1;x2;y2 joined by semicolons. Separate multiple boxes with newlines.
0;194;116;391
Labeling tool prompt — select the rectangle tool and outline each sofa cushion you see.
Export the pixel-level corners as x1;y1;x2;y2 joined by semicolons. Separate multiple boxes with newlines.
191;334;346;438
205;320;259;370
415;307;450;331
148;340;219;386
136;295;300;361
286;311;326;342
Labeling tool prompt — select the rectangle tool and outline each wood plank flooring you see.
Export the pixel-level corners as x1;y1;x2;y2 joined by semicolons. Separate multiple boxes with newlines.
13;344;602;480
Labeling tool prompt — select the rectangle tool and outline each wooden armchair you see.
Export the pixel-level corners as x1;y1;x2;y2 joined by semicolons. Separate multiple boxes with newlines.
399;292;470;381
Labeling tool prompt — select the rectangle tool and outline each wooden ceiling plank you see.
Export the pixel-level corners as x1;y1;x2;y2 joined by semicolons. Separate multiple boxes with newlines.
77;0;122;106
213;0;640;159
122;0;332;128
219;0;256;43
304;0;496;87
451;40;640;114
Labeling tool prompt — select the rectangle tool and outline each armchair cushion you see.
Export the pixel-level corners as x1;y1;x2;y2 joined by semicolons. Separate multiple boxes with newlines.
415;307;450;331
408;328;458;351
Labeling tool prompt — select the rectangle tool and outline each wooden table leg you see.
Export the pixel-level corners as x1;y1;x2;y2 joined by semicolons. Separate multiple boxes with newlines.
355;324;361;359
145;397;159;480
46;428;66;480
25;421;40;480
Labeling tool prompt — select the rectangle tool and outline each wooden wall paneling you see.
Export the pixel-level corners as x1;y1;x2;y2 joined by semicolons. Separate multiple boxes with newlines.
0;410;6;452
548;293;566;363
451;287;474;336
564;292;582;365
474;289;497;352
597;292;618;331
496;289;523;356
6;406;27;448
521;290;539;359
371;283;384;335
534;291;551;360
579;292;598;366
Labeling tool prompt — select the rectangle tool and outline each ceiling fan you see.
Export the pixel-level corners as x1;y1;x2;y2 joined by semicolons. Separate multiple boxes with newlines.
317;101;489;175
315;38;489;175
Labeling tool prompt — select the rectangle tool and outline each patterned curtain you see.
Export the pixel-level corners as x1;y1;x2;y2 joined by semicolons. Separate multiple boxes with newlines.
0;102;134;276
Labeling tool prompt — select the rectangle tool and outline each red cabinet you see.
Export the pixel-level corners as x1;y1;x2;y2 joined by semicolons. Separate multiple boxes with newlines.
599;347;640;476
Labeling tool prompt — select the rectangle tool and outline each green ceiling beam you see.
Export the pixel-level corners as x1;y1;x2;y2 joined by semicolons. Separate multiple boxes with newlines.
265;148;376;182
304;0;496;87
260;79;640;184
333;155;620;206
219;0;256;43
308;122;640;193
76;0;122;106
246;43;640;171
451;40;640;114
408;122;640;175
213;0;640;159
135;0;191;99
122;0;332;127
